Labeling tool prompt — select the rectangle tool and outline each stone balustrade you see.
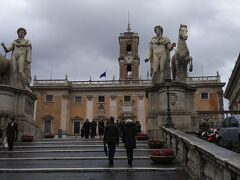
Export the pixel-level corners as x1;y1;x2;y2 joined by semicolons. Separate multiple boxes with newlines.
162;127;240;180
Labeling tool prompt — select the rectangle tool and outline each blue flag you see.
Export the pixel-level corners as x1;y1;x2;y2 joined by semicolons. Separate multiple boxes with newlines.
100;71;106;78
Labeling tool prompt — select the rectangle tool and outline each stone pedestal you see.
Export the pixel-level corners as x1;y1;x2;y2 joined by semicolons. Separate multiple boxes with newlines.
0;85;38;141
146;81;197;139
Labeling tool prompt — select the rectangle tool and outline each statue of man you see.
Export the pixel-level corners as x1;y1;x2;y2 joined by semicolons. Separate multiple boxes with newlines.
1;27;32;88
145;25;175;84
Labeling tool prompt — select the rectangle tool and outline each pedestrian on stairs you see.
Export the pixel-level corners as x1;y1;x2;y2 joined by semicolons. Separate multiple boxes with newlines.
122;119;138;166
82;119;91;138
103;116;120;166
98;118;105;138
6;117;18;151
90;119;97;138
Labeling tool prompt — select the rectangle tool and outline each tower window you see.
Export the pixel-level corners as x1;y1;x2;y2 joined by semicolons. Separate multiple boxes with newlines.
127;64;132;71
126;44;132;53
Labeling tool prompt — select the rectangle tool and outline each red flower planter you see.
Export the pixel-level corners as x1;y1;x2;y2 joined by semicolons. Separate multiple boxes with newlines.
149;149;175;164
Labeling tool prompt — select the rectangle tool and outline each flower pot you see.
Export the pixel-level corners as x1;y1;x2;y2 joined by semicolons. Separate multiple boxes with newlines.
149;155;175;164
149;149;175;164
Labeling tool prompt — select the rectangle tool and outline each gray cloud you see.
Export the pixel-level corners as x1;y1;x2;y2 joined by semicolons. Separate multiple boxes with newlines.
0;0;239;89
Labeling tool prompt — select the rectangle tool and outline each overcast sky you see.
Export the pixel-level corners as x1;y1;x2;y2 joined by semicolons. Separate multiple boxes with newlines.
1;1;239;91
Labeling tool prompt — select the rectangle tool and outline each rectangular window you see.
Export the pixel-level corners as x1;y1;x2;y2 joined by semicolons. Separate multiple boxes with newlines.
44;120;51;133
200;92;209;100
45;95;53;102
124;96;131;102
74;121;80;134
74;96;82;103
98;96;105;103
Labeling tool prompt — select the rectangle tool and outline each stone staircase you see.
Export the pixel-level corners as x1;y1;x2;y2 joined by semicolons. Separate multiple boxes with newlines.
0;138;189;180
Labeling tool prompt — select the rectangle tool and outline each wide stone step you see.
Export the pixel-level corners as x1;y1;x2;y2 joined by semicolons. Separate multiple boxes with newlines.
0;171;189;180
0;158;181;169
12;144;149;149
0;151;149;158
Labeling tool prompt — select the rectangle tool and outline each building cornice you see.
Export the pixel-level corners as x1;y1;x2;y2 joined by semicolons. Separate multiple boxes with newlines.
224;53;240;99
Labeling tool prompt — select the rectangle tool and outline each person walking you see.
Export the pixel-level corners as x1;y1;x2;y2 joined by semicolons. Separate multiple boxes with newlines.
82;119;91;138
90;119;97;138
103;116;119;166
122;119;138;166
98;118;105;138
6;117;18;151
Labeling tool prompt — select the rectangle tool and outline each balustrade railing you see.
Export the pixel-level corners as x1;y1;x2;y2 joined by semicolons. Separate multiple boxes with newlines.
162;127;240;180
33;79;152;87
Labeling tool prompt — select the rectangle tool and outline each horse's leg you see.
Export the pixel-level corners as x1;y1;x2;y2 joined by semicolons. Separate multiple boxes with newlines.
171;55;176;80
188;56;193;72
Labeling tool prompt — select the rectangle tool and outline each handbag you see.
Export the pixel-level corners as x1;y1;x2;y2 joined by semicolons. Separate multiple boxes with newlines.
3;136;8;148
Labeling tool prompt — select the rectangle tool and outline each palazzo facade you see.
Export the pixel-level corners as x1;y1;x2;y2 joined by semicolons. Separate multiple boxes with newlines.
31;27;225;138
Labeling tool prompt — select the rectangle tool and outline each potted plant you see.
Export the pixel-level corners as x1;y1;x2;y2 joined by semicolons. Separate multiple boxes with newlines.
149;148;175;164
136;132;148;140
148;139;165;149
21;135;34;142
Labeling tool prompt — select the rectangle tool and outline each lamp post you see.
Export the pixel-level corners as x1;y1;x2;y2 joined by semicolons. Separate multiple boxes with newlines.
165;78;174;128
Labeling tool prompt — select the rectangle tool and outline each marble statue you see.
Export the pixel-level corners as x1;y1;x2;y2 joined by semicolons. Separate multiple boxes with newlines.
145;25;175;84
171;24;193;81
1;27;32;88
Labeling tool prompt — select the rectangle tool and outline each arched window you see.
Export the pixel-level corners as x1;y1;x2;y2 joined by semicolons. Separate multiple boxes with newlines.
72;116;83;134
126;43;132;54
43;115;54;134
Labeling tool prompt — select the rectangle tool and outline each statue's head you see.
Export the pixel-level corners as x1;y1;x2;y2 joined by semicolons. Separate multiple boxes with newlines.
154;25;163;34
179;24;188;40
17;27;27;35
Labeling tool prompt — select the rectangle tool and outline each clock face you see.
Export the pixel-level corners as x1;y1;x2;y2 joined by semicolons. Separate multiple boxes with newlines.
125;55;133;64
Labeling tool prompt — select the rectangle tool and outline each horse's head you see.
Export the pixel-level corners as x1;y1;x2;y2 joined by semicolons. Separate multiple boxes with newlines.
179;24;188;40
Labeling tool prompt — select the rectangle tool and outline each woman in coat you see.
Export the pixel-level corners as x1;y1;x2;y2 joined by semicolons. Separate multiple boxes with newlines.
122;119;138;166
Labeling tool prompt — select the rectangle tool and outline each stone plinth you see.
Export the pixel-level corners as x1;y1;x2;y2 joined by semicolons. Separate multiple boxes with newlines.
0;85;38;140
146;81;197;139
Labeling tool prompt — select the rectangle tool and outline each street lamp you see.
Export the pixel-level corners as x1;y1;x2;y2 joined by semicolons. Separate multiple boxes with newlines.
165;78;174;128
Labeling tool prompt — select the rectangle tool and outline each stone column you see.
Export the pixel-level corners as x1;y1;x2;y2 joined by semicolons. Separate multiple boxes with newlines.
86;96;93;120
61;94;69;136
110;96;117;120
138;95;145;132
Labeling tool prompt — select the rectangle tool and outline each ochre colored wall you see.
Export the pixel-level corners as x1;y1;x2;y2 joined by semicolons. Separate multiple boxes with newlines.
195;92;219;111
35;94;62;134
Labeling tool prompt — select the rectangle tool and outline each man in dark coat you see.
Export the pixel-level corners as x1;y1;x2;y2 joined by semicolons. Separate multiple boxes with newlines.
103;116;119;166
98;119;105;138
6;117;18;151
90;119;97;138
122;119;138;166
82;119;91;138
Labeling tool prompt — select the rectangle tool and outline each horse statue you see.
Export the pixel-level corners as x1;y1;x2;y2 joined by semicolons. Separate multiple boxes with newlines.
0;53;11;85
171;24;193;81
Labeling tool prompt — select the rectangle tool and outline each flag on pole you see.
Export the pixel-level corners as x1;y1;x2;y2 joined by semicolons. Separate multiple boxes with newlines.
100;71;106;78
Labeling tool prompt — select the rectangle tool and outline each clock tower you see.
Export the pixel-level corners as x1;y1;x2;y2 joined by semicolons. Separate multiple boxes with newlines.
118;23;140;80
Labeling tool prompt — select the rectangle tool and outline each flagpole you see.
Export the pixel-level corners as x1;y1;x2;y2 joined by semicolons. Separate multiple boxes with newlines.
105;70;106;81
